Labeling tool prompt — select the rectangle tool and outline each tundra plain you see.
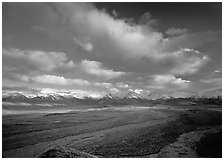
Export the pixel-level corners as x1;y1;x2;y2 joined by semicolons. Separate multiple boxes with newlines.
2;102;222;158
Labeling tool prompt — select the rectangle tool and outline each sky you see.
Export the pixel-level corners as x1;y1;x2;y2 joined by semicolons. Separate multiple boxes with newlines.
2;2;222;96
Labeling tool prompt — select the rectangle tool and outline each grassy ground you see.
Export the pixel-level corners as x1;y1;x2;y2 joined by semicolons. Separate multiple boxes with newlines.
77;109;222;157
2;104;222;158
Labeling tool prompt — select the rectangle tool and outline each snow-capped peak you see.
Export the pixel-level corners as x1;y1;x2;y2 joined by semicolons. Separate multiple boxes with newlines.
124;91;143;99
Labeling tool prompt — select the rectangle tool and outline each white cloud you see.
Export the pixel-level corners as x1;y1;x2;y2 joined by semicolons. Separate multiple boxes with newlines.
3;48;75;72
52;3;163;59
200;78;222;84
115;82;130;88
3;48;126;81
52;3;209;75
151;74;190;89
93;82;120;94
3;3;219;94
11;74;30;82
80;60;126;79
3;48;126;79
176;48;200;54
139;12;160;26
112;10;118;17
5;72;122;93
166;27;188;36
94;82;113;88
32;75;67;85
73;37;94;52
4;4;212;82
169;48;209;75
32;75;90;86
71;78;90;86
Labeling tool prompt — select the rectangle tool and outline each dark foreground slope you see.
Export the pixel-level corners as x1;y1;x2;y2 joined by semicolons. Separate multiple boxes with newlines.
37;146;98;158
2;103;222;158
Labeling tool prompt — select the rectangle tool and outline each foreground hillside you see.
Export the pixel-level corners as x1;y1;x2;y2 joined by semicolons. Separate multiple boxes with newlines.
2;101;222;158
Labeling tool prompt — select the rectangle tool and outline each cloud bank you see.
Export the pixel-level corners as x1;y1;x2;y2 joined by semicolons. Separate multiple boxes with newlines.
2;2;221;93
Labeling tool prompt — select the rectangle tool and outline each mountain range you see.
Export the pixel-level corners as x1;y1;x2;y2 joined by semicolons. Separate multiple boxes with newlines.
2;87;222;106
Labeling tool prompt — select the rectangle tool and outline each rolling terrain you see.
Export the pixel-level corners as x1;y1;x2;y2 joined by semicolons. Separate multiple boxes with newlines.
2;88;222;158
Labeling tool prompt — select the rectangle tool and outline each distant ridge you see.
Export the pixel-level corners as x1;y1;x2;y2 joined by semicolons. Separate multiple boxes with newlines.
2;87;222;106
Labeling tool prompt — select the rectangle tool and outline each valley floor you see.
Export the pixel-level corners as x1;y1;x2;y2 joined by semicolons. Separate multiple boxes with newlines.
2;104;222;158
